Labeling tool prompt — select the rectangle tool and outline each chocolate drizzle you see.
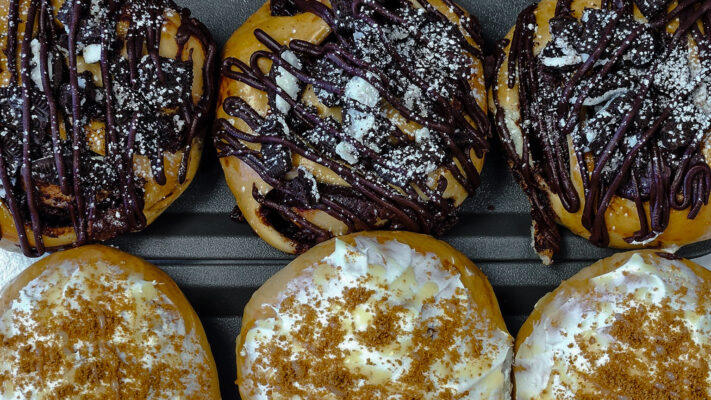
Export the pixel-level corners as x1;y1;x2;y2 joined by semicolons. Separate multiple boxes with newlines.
493;0;711;259
216;0;489;251
0;0;216;256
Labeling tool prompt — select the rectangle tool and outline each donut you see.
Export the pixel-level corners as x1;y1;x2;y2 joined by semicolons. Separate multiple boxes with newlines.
0;244;220;398
214;0;490;254
489;0;711;264
236;231;513;399
0;0;216;256
514;250;711;399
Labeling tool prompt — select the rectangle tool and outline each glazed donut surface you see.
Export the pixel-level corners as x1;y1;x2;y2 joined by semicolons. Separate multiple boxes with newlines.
0;245;220;399
490;0;711;264
215;0;489;254
0;0;216;256
515;250;711;399
236;231;513;399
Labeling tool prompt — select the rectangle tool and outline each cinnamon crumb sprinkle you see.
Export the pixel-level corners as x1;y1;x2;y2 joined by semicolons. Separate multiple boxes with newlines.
574;297;711;400
0;262;213;399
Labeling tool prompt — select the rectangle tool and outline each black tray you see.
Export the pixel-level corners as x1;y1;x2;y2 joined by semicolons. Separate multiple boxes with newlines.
107;0;711;398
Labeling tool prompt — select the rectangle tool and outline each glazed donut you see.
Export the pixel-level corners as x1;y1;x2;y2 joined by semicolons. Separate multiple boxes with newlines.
514;250;711;399
214;0;489;254
236;231;513;399
0;0;216;256
490;0;711;264
0;245;220;398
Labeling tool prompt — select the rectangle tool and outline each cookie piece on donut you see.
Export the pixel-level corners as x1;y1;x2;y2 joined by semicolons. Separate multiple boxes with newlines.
236;231;513;399
215;0;489;254
0;245;220;398
0;0;216;256
515;250;711;399
490;0;711;263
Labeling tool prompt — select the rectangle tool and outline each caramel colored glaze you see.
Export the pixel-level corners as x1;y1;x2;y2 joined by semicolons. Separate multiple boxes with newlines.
216;0;488;254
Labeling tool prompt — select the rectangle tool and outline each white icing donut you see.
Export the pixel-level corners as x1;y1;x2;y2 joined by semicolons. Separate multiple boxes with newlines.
515;250;711;399
0;245;220;398
236;231;513;399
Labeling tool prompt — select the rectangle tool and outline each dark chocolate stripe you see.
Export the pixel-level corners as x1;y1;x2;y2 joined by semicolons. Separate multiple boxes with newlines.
19;0;45;254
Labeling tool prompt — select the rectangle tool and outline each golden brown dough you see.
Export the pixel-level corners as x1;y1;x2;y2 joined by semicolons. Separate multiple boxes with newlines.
215;0;489;254
0;0;216;256
490;0;711;264
0;244;221;399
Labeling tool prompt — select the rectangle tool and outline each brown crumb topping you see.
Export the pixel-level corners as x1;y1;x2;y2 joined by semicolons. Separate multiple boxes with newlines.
0;263;213;399
572;296;711;400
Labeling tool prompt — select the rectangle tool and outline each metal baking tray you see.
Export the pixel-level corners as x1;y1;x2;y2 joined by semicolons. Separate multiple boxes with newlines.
104;0;711;397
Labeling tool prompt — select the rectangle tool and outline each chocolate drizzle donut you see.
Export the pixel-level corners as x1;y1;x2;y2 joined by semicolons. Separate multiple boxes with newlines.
491;0;711;263
0;0;216;256
215;0;489;253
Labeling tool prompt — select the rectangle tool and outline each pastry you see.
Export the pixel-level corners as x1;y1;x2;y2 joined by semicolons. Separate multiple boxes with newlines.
0;244;221;398
236;231;513;399
515;250;711;399
214;0;489;253
490;0;711;263
0;0;216;256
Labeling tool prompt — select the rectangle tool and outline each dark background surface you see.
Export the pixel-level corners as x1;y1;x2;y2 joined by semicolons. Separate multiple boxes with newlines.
108;0;711;397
